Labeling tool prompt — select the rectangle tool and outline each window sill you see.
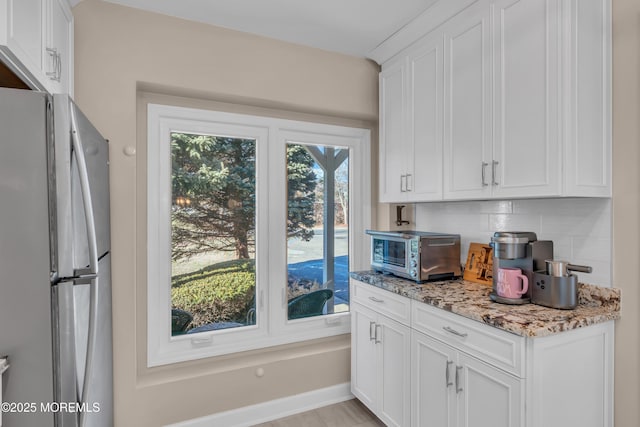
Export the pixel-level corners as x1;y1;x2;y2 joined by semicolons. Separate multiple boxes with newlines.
147;312;351;368
138;333;352;388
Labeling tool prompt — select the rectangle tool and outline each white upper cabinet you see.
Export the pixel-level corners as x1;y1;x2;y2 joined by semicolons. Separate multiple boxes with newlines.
47;0;73;95
442;3;492;200
4;0;44;77
491;0;561;199
379;58;408;203
407;33;444;202
379;32;444;203
376;0;611;202
564;0;611;197
0;0;74;95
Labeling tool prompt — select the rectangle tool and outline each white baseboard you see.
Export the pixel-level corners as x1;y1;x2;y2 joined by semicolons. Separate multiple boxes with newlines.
166;382;354;427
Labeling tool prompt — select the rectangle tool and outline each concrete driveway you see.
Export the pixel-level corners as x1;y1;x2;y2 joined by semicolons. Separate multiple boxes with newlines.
287;227;350;306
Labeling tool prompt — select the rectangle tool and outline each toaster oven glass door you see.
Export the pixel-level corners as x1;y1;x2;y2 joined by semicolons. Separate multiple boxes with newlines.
372;238;407;268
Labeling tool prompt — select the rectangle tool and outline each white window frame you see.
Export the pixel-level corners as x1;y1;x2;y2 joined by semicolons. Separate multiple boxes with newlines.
147;104;371;367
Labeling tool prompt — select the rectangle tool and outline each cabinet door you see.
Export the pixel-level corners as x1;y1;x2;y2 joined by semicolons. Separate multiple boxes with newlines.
350;302;378;411
412;330;455;427
564;0;611;197
492;0;561;198
456;353;523;427
442;3;492;200
5;0;45;73
529;322;613;427
406;34;444;202
379;58;408;203
377;314;411;427
47;0;73;95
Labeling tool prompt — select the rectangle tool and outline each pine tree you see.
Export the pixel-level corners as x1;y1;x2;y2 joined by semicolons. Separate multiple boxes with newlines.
286;144;318;240
170;133;317;261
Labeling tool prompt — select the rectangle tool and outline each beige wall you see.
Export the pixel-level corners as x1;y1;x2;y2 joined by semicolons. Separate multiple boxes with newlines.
74;0;640;425
73;1;378;425
612;0;640;425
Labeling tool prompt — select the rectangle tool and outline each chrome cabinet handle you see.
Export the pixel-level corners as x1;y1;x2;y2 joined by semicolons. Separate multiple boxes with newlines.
375;324;382;344
369;321;376;341
56;52;62;82
446;360;454;387
46;48;58;80
368;296;384;303
400;174;407;192
443;326;468;338
456;366;463;393
492;160;499;185
406;174;412;192
481;162;489;186
54;53;60;81
46;48;62;82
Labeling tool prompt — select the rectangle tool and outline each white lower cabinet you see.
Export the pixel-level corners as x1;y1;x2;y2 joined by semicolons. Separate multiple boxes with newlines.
412;330;523;427
527;324;614;427
350;281;414;426
351;280;614;427
351;302;411;427
410;301;613;427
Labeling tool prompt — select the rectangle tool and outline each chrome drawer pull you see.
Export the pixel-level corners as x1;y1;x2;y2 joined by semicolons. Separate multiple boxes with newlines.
368;296;385;303
443;326;468;338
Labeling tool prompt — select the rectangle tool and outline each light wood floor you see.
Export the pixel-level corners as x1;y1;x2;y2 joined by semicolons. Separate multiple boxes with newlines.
252;398;386;427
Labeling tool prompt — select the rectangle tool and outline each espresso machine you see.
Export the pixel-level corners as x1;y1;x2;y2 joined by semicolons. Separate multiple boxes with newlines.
489;231;553;304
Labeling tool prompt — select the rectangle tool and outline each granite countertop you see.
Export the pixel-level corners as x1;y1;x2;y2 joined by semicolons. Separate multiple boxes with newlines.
350;271;621;338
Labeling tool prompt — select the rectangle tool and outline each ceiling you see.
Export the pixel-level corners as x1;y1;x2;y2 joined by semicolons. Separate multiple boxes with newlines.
68;0;439;58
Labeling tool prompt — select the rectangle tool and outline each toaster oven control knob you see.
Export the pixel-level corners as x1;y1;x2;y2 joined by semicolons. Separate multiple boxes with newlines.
410;268;417;278
410;259;418;268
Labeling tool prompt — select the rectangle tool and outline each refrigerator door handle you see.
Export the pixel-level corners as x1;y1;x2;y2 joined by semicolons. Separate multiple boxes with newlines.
78;277;99;427
70;102;101;427
70;102;99;277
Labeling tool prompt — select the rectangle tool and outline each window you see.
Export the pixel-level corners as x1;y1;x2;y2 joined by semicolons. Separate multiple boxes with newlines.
286;143;350;319
171;133;257;333
147;104;371;366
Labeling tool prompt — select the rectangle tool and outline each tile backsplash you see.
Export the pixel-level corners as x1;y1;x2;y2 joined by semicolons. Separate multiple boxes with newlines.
413;198;612;287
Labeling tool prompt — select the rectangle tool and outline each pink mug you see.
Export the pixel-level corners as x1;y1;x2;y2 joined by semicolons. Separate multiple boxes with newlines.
497;267;529;299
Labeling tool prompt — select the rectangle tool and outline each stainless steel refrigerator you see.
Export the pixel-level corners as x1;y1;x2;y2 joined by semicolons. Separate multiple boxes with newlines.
0;88;113;426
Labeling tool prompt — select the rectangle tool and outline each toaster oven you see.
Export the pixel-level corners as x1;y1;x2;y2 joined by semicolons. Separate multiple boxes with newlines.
367;230;461;282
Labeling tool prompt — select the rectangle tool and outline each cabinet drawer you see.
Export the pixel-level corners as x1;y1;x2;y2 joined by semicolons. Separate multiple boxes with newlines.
351;280;411;326
412;302;525;377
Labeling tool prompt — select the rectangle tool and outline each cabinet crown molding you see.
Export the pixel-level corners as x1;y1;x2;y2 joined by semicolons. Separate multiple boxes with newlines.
367;0;479;64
